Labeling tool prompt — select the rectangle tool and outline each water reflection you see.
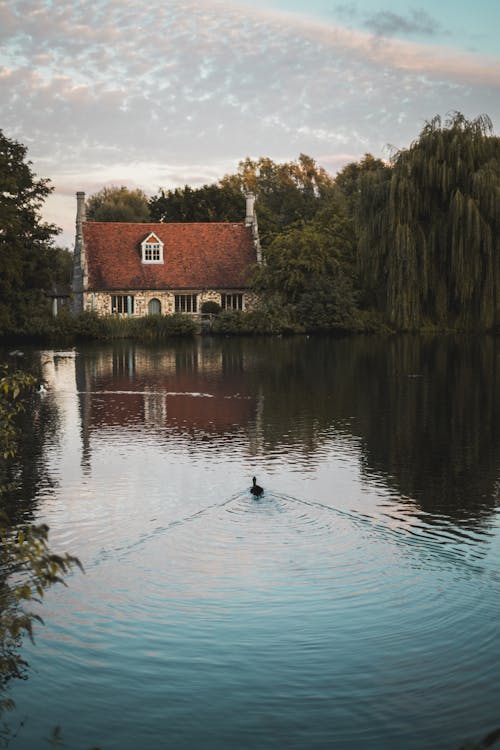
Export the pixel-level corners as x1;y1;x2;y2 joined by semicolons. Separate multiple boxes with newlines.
72;335;500;528
350;335;500;526
2;337;500;750
0;351;62;526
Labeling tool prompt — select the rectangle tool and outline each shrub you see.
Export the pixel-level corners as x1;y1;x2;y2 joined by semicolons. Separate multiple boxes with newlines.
72;311;109;340
294;274;360;332
201;301;221;315
210;303;300;335
62;312;197;341
131;313;197;339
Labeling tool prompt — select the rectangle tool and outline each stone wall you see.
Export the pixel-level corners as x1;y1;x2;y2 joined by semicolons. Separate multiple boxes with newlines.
83;289;256;316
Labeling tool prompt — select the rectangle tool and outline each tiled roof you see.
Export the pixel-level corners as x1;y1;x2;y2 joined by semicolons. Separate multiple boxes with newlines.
83;222;257;291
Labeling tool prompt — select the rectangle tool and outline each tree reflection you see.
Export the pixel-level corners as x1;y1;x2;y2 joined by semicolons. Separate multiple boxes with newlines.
252;335;500;527
352;335;500;526
74;335;500;527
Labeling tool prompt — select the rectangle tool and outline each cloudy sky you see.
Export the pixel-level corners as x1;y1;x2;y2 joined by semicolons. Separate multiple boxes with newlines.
2;0;499;246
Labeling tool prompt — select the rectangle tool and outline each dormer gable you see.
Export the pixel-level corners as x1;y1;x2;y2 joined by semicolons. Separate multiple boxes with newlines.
141;232;164;264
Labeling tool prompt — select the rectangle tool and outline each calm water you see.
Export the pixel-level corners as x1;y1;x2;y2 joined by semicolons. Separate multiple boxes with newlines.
2;336;500;749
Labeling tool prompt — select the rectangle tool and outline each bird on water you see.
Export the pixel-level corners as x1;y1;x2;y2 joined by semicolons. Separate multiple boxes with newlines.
250;477;263;497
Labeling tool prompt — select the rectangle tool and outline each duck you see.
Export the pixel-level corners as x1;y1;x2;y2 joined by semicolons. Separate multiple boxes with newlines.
250;476;263;497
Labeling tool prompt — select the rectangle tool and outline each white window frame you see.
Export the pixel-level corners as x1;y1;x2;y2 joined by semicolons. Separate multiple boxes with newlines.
141;233;164;264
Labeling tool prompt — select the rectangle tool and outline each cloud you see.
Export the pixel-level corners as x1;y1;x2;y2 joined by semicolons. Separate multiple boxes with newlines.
334;3;447;40
1;0;499;243
364;8;442;38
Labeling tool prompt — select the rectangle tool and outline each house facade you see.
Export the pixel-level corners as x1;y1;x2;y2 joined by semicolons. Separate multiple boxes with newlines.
72;192;261;316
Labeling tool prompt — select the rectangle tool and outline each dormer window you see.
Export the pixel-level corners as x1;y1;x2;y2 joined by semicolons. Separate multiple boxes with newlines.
141;232;164;264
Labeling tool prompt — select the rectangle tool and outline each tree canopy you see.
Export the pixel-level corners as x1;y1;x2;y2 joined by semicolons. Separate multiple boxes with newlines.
356;112;500;329
253;198;359;331
149;154;334;244
220;154;334;243
86;186;151;222
0;130;60;335
149;182;243;224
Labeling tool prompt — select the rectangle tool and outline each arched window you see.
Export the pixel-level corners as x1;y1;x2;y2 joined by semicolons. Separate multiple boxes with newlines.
148;298;161;315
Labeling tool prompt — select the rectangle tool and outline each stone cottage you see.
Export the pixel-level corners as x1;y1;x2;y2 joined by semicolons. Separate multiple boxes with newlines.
72;192;261;316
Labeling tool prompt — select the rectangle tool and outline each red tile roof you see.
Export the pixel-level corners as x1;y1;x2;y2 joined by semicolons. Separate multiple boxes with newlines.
83;222;257;291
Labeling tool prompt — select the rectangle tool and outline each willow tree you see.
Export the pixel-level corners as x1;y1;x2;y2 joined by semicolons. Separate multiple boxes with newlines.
357;113;500;329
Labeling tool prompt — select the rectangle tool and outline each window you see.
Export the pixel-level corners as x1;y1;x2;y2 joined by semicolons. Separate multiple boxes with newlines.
111;295;134;314
144;243;161;261
141;233;164;264
175;294;198;313
221;293;243;310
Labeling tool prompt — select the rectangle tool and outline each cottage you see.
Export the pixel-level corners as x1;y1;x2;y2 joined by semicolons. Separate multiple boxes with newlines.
72;191;261;316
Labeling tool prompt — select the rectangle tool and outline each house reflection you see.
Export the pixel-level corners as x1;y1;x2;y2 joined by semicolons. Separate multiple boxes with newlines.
75;340;260;454
73;335;500;527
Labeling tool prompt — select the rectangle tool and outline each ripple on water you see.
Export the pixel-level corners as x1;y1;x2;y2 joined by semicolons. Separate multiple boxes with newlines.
9;479;500;750
80;487;497;632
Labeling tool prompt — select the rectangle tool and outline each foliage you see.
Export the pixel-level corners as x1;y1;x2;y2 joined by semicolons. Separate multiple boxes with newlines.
334;153;389;218
86;186;151;222
0;519;81;685
256;213;350;301
150;154;334;245
0;367;81;716
201;301;221;315
130;313;198;339
70;311;197;340
0;130;61;337
70;311;110;340
0;367;38;461
220;153;334;244
46;246;73;289
210;302;299;336
149;183;243;223
357;112;500;329
294;274;360;332
252;196;360;331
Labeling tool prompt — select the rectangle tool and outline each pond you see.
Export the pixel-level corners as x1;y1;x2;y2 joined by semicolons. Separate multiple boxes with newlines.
2;335;500;749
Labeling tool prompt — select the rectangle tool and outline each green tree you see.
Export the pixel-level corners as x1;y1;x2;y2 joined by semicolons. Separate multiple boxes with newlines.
221;154;334;243
357;112;500;329
0;130;60;336
46;246;73;289
334;153;389;218
149;182;243;223
150;155;334;244
86;186;151;222
254;199;359;330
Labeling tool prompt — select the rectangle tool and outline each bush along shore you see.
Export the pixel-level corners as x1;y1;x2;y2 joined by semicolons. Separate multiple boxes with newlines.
0;304;399;344
4;304;500;346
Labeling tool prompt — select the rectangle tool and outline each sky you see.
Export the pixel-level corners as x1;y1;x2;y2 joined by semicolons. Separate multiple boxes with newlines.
1;0;499;246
